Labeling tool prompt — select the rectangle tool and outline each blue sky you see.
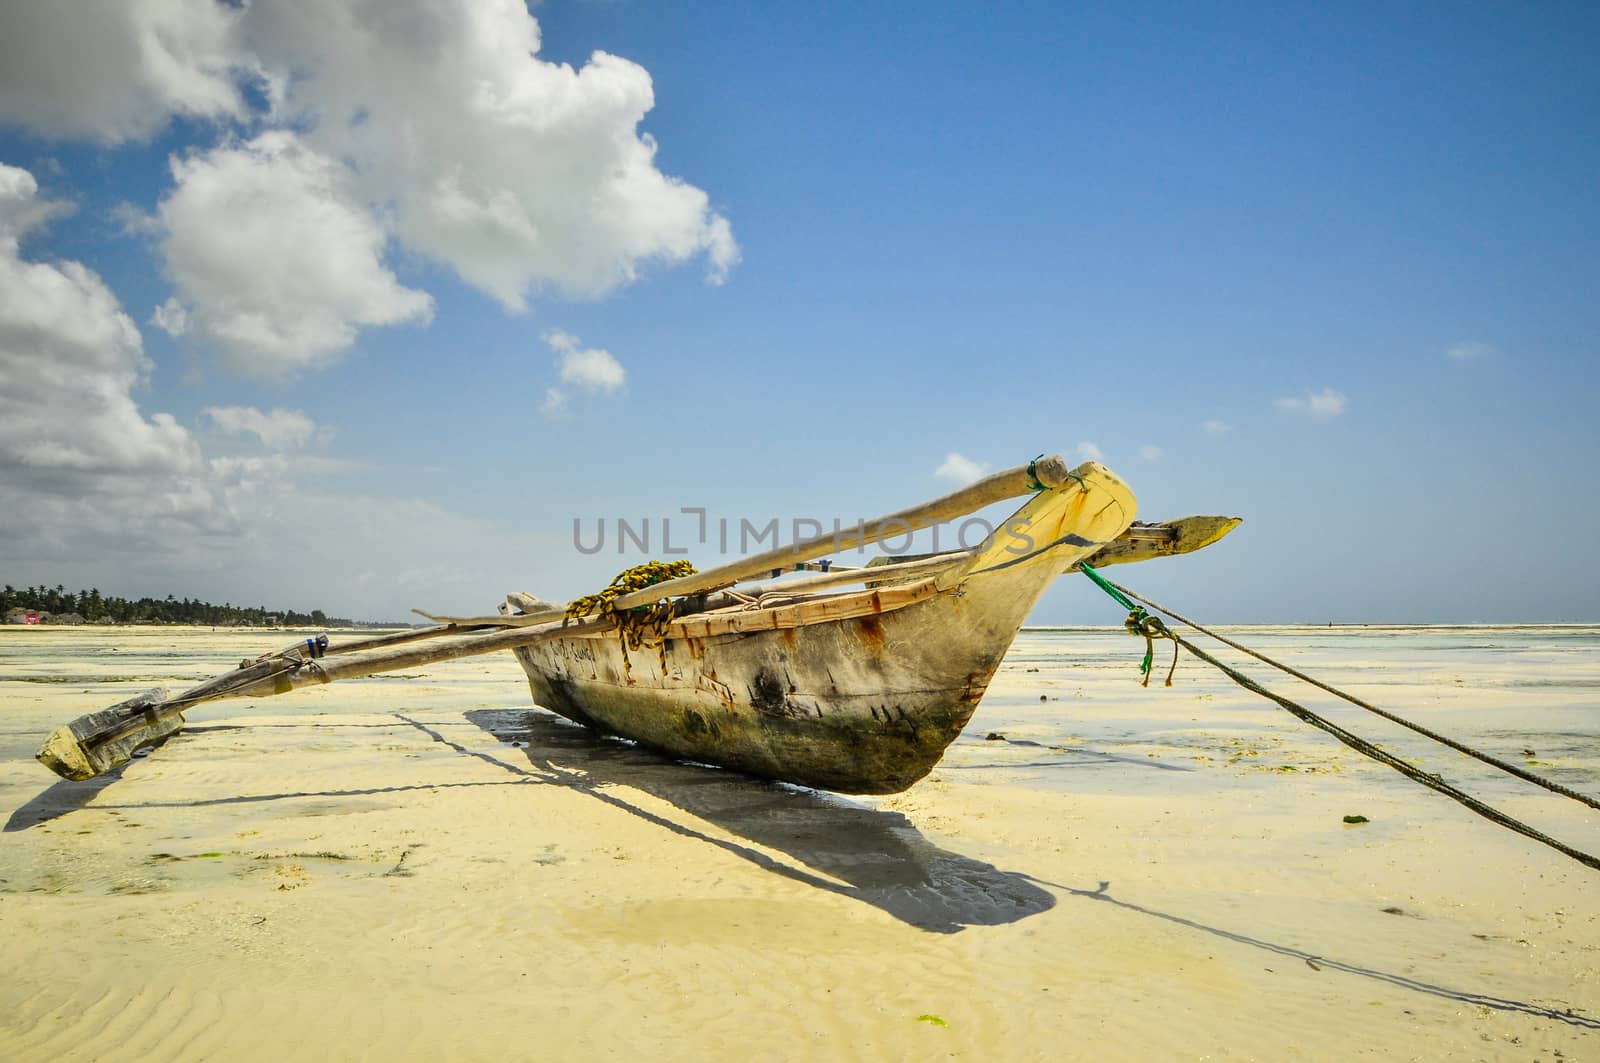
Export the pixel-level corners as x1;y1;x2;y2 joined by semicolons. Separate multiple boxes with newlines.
1;2;1595;623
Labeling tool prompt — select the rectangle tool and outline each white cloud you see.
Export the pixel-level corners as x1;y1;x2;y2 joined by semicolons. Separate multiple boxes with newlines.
541;387;568;415
235;0;738;308
1201;419;1231;435
1;1;737;373
0;163;200;482
702;215;741;286
209;490;529;622
150;296;189;336
1274;388;1347;419
1448;341;1493;361
0;0;246;144
204;406;318;450
1077;441;1104;461
0;164;72;238
0;163;511;619
155;132;434;375
0;162;245;576
546;329;626;393
1139;445;1164;462
934;452;990;485
112;200;161;237
1;165;302;565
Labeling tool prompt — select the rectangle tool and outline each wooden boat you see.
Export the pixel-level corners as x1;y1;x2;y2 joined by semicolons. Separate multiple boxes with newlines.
36;454;1238;794
515;466;1206;792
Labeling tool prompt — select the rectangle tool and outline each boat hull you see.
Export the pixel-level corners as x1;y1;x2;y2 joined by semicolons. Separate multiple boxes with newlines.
513;465;1137;793
515;561;1054;793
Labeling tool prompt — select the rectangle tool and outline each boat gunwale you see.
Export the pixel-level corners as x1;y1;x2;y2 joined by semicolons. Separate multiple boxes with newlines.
549;577;945;642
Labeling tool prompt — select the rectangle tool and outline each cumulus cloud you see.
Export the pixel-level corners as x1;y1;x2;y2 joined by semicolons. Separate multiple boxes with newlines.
112;200;162;237
0;163;200;483
0;0;246;144
547;329;626;393
1077;441;1104;461
1201;419;1232;435
1274;388;1347;419
149;296;188;336
235;0;740;307
1448;341;1493;361
0;162;509;617
156;132;434;375
1;1;738;374
0;164;73;237
2;163;307;558
204;406;318;450
701;215;741;286
0;162;241;575
934;452;990;485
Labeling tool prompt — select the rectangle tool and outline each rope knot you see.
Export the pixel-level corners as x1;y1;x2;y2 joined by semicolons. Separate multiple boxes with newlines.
564;559;697;675
1122;608;1179;686
1025;454;1048;491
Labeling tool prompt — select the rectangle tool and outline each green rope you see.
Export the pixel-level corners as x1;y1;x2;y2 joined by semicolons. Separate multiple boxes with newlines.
1112;580;1600;816
1081;573;1600;873
1080;562;1176;684
1173;629;1600;873
1080;562;1137;612
1025;454;1048;492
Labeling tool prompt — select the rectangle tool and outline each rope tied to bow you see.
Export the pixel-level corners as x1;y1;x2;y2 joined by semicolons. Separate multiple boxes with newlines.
1080;562;1179;686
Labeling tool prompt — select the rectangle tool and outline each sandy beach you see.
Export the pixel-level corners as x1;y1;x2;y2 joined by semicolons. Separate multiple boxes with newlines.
1;624;1596;1061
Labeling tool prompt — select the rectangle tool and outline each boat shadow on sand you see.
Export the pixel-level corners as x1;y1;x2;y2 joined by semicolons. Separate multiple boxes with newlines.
2;713;1054;934
452;710;1599;1027
454;708;1054;935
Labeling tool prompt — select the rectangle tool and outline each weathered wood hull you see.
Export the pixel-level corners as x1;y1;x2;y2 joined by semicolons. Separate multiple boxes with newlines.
513;464;1137;793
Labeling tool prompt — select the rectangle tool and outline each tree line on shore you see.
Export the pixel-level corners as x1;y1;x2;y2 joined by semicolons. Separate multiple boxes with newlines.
1;583;353;627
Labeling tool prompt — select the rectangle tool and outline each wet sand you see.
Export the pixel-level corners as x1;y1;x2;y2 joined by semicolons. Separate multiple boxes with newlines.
1;625;1596;1060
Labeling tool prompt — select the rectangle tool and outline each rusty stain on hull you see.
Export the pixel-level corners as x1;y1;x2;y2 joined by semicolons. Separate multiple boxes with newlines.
857;616;885;654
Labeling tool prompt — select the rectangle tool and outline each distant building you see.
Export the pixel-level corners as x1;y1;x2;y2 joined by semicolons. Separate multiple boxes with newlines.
3;608;28;624
52;613;86;626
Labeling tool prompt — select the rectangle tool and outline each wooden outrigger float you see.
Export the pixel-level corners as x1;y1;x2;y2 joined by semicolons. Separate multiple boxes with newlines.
37;454;1238;794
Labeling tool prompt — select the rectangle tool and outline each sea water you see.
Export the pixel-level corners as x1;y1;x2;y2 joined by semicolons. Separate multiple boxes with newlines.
964;625;1600;802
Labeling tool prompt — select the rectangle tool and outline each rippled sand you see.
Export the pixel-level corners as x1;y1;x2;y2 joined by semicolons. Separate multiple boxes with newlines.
1;625;1597;1060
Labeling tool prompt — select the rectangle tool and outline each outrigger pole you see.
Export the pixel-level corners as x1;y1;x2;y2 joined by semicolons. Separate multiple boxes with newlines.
37;455;1089;782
